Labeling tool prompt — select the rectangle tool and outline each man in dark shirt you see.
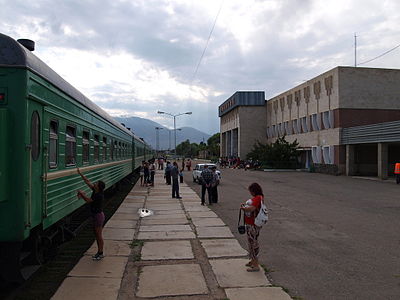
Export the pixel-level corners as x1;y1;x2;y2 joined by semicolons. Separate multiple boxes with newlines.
171;162;181;199
165;161;172;185
77;168;106;261
200;165;213;205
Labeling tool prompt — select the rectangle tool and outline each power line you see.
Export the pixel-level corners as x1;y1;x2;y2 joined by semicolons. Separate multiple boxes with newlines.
358;42;400;66
191;0;224;82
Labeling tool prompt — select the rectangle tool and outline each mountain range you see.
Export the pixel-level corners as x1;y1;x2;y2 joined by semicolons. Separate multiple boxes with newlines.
114;116;212;150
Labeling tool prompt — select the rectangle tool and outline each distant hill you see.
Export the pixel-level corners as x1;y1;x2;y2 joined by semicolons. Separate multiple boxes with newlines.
114;116;211;150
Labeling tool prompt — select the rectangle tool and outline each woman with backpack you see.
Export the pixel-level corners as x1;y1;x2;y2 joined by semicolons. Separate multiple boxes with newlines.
240;182;263;272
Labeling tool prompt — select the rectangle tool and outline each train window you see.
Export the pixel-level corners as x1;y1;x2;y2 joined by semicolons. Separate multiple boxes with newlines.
49;120;58;168
31;111;40;161
94;134;99;162
110;140;114;160
65;126;76;166
82;130;89;164
103;137;107;161
114;141;118;159
119;142;122;158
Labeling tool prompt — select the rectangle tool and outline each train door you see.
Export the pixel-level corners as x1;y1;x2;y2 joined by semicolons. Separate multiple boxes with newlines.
26;100;43;228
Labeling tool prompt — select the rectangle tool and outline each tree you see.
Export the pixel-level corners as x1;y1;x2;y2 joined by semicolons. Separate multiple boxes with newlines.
246;136;300;168
207;133;220;157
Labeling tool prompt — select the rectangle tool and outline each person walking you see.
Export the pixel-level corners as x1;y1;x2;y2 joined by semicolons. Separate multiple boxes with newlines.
139;161;145;186
143;162;150;187
165;161;172;185
186;159;192;171
149;160;156;186
395;162;400;184
240;182;263;272
171;162;181;199
200;164;213;205
77;168;106;261
210;166;219;203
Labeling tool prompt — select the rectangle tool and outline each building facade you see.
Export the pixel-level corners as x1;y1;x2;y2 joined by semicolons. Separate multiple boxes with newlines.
219;67;400;178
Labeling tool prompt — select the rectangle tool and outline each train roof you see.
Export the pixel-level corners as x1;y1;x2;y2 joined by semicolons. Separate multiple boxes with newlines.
0;33;134;137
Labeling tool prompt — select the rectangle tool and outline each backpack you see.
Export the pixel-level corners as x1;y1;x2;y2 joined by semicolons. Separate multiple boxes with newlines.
254;198;268;227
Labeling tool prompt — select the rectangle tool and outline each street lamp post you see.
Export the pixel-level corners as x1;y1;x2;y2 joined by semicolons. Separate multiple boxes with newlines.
157;111;192;155
155;127;163;152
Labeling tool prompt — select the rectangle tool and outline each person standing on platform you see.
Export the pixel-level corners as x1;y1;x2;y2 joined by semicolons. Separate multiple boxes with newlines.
139;161;145;186
200;164;213;205
149;160;156;186
210;166;219;203
165;161;172;185
186;158;192;171
171;162;181;199
143;162;150;187
77;168;106;261
395;162;400;184
240;182;263;272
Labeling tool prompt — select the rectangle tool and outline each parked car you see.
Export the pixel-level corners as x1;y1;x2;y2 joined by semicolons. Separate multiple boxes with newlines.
192;163;221;184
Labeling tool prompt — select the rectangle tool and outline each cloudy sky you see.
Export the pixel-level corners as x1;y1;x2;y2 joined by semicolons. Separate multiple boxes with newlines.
1;0;399;134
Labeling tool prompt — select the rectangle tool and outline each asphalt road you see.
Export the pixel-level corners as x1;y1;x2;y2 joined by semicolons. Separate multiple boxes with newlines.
183;168;400;300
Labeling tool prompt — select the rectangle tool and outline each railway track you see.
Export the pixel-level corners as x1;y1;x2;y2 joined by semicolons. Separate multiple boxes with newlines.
1;174;137;300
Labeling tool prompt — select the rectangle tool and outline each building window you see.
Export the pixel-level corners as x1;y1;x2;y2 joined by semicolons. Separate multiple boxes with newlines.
103;137;107;160
65;126;76;166
31;111;40;161
94;134;99;162
49;120;58;168
82;130;90;163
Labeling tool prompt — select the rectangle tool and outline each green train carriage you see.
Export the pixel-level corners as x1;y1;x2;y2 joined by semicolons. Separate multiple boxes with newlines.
0;33;148;283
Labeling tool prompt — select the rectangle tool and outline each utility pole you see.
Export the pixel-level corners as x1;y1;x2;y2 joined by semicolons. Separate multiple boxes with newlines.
354;33;357;67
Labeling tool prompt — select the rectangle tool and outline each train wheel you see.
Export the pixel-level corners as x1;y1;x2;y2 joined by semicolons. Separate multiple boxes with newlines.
23;231;47;265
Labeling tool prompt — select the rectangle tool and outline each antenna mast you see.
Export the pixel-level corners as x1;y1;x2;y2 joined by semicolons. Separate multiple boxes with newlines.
354;33;357;67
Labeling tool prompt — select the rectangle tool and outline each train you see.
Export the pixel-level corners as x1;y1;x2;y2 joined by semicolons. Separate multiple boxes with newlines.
0;33;153;283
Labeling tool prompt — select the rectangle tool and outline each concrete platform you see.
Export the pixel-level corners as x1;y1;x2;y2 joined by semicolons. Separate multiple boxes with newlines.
146;204;182;210
112;213;139;221
105;219;136;229
225;287;292;300
68;256;128;278
196;226;234;238
185;206;212;212
141;217;188;225
52;277;121;300
86;240;131;257
103;228;135;241
136;264;208;297
188;211;219;218
192;217;226;227
152;210;185;215
139;224;192;232
209;259;270;288
200;239;248;258
144;213;186;219
141;240;194;260
138;231;196;240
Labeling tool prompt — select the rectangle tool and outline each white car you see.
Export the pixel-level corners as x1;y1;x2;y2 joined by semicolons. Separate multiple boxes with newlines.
192;163;221;184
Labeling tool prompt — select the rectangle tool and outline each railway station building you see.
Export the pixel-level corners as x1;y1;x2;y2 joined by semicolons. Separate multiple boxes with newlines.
219;66;400;178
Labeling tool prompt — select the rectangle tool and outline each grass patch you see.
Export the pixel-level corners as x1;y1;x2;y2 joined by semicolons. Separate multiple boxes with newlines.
130;239;144;248
132;253;142;261
260;264;275;273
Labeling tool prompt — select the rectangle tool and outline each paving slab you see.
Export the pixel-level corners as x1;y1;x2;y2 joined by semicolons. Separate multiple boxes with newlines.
185;206;212;212
114;207;140;214
146;204;182;211
103;228;135;241
192;217;226;227
68;256;128;278
139;224;192;232
209;259;270;288
136;264;207;297
145;214;186;220
125;195;146;199
141;240;194;260
225;287;292;300
138;231;196;240
112;213;139;221
200;239;248;258
123;198;145;204
52;277;121;300
196;226;234;238
153;210;185;215
104;219;136;229
86;240;131;256
188;211;218;218
141;218;189;225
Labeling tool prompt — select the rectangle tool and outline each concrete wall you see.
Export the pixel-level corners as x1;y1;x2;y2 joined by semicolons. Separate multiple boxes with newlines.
238;106;268;159
338;67;400;109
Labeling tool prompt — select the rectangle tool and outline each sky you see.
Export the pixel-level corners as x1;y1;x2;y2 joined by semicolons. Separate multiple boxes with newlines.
1;0;400;134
